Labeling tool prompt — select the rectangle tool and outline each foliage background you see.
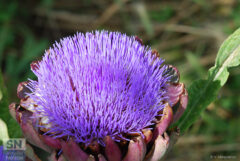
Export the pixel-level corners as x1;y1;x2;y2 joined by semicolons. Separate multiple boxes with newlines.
0;0;240;160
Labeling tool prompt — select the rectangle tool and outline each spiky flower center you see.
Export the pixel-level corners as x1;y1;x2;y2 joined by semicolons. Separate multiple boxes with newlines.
28;31;169;145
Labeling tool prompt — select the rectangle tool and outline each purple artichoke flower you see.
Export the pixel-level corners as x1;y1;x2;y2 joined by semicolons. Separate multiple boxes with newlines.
9;31;188;161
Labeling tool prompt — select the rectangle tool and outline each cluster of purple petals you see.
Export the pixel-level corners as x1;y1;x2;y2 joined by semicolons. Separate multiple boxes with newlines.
28;31;170;145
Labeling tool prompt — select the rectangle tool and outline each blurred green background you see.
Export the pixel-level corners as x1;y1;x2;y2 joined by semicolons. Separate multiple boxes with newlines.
0;0;240;161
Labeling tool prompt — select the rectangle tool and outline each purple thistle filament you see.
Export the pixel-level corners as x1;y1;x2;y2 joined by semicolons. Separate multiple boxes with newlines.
28;31;170;145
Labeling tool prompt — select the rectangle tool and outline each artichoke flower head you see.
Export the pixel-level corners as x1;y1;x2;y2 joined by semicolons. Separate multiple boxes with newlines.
10;31;188;161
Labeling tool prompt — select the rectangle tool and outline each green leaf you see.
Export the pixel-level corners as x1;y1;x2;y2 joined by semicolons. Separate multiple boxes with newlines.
175;28;240;133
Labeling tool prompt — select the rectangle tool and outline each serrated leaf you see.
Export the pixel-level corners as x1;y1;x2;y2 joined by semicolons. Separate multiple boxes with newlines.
175;28;240;133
